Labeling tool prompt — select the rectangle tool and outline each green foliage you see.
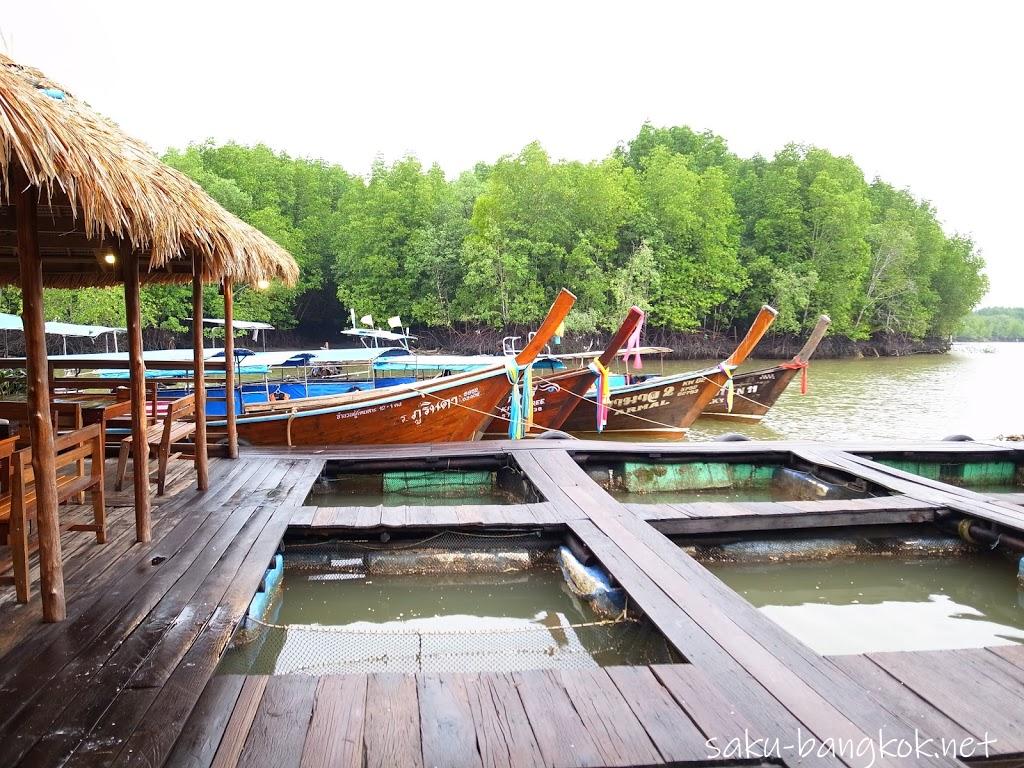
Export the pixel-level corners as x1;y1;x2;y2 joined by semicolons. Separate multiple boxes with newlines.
163;142;354;329
638;149;746;329
956;307;1024;341
31;131;981;344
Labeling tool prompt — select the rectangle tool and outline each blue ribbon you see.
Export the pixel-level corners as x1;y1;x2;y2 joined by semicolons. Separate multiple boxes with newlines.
506;363;522;439
505;362;535;439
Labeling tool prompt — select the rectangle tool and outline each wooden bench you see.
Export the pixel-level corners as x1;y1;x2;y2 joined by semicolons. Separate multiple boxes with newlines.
0;424;106;603
115;394;197;496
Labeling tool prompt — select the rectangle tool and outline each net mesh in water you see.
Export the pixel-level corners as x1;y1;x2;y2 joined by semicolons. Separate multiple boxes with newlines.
220;530;680;675
222;612;674;675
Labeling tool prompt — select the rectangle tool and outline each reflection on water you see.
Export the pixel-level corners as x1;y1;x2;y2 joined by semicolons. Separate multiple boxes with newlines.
621;342;1024;442
705;553;1024;654
220;563;677;675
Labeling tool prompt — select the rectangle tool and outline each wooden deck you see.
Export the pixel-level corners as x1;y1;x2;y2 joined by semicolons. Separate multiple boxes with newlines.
0;439;1021;767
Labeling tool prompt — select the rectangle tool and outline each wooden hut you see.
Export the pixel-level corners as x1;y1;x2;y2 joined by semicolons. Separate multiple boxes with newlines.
0;53;299;621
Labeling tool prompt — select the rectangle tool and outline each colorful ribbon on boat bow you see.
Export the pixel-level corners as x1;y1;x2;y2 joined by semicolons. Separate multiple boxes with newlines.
505;362;535;439
780;359;810;394
522;364;534;434
553;321;565;346
624;312;645;370
588;359;611;433
717;362;736;413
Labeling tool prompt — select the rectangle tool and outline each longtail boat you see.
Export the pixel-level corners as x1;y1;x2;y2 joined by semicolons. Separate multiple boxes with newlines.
221;289;576;446
560;305;778;438
702;314;830;421
482;307;645;438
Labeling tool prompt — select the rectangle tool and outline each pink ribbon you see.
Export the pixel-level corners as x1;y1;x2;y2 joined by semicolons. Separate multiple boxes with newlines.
624;312;645;370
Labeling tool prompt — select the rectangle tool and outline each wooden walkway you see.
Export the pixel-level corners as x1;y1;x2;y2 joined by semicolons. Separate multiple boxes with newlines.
0;439;1021;767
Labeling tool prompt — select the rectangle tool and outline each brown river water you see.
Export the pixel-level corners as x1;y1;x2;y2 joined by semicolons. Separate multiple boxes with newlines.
661;341;1024;442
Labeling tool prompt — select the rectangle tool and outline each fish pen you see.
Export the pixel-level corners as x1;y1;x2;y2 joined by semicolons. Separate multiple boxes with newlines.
219;528;679;676
681;523;1024;655
574;452;892;503
862;449;1024;494
305;455;544;506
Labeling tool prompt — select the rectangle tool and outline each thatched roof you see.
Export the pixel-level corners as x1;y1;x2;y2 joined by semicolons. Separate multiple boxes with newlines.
0;53;299;288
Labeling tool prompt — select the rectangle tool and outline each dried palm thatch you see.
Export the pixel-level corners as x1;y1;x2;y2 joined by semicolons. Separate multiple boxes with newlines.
0;53;299;288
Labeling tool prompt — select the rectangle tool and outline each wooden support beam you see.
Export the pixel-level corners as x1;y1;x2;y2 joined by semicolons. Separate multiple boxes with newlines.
222;277;238;459
192;257;209;490
13;166;65;621
124;247;151;542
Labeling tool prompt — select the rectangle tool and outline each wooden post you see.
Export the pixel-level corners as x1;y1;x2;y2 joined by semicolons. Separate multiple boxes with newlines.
222;277;238;459
14;166;65;621
192;256;209;490
123;249;151;542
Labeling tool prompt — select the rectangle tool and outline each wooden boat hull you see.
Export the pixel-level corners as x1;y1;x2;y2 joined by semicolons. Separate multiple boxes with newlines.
482;366;594;438
702;314;831;422
560;366;724;437
561;305;779;438
482;306;646;438
701;365;798;421
228;366;517;446
221;288;579;446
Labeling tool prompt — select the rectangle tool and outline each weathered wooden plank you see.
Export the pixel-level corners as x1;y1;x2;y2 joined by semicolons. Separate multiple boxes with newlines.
26;503;275;767
0;502;270;766
280;459;325;509
555;667;662;766
107;504;292;768
354;505;384;528
58;686;160;767
513;669;604;768
651;506;936;535
463;672;545;768
379;504;407;527
456;504;487;526
828;655;973;745
0;459;239;683
289;506;318;526
364;674;423;768
236;675;316;768
988;643;1024;673
212;676;269;768
629;502;685;520
869;650;1024;752
418;674;483;768
310;506;332;527
950;648;1024;699
299;675;367;768
164;674;247;768
605;665;710;763
653;664;771;748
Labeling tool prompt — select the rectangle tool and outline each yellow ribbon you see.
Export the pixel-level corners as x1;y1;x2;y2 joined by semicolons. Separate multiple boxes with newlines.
718;362;735;413
589;359;611;431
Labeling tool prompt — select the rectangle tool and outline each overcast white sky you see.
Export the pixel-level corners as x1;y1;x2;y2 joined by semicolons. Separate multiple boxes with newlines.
3;1;1019;305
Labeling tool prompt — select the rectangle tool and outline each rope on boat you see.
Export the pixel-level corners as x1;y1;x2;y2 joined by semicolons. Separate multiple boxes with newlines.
405;365;775;436
540;371;774;429
406;380;689;434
